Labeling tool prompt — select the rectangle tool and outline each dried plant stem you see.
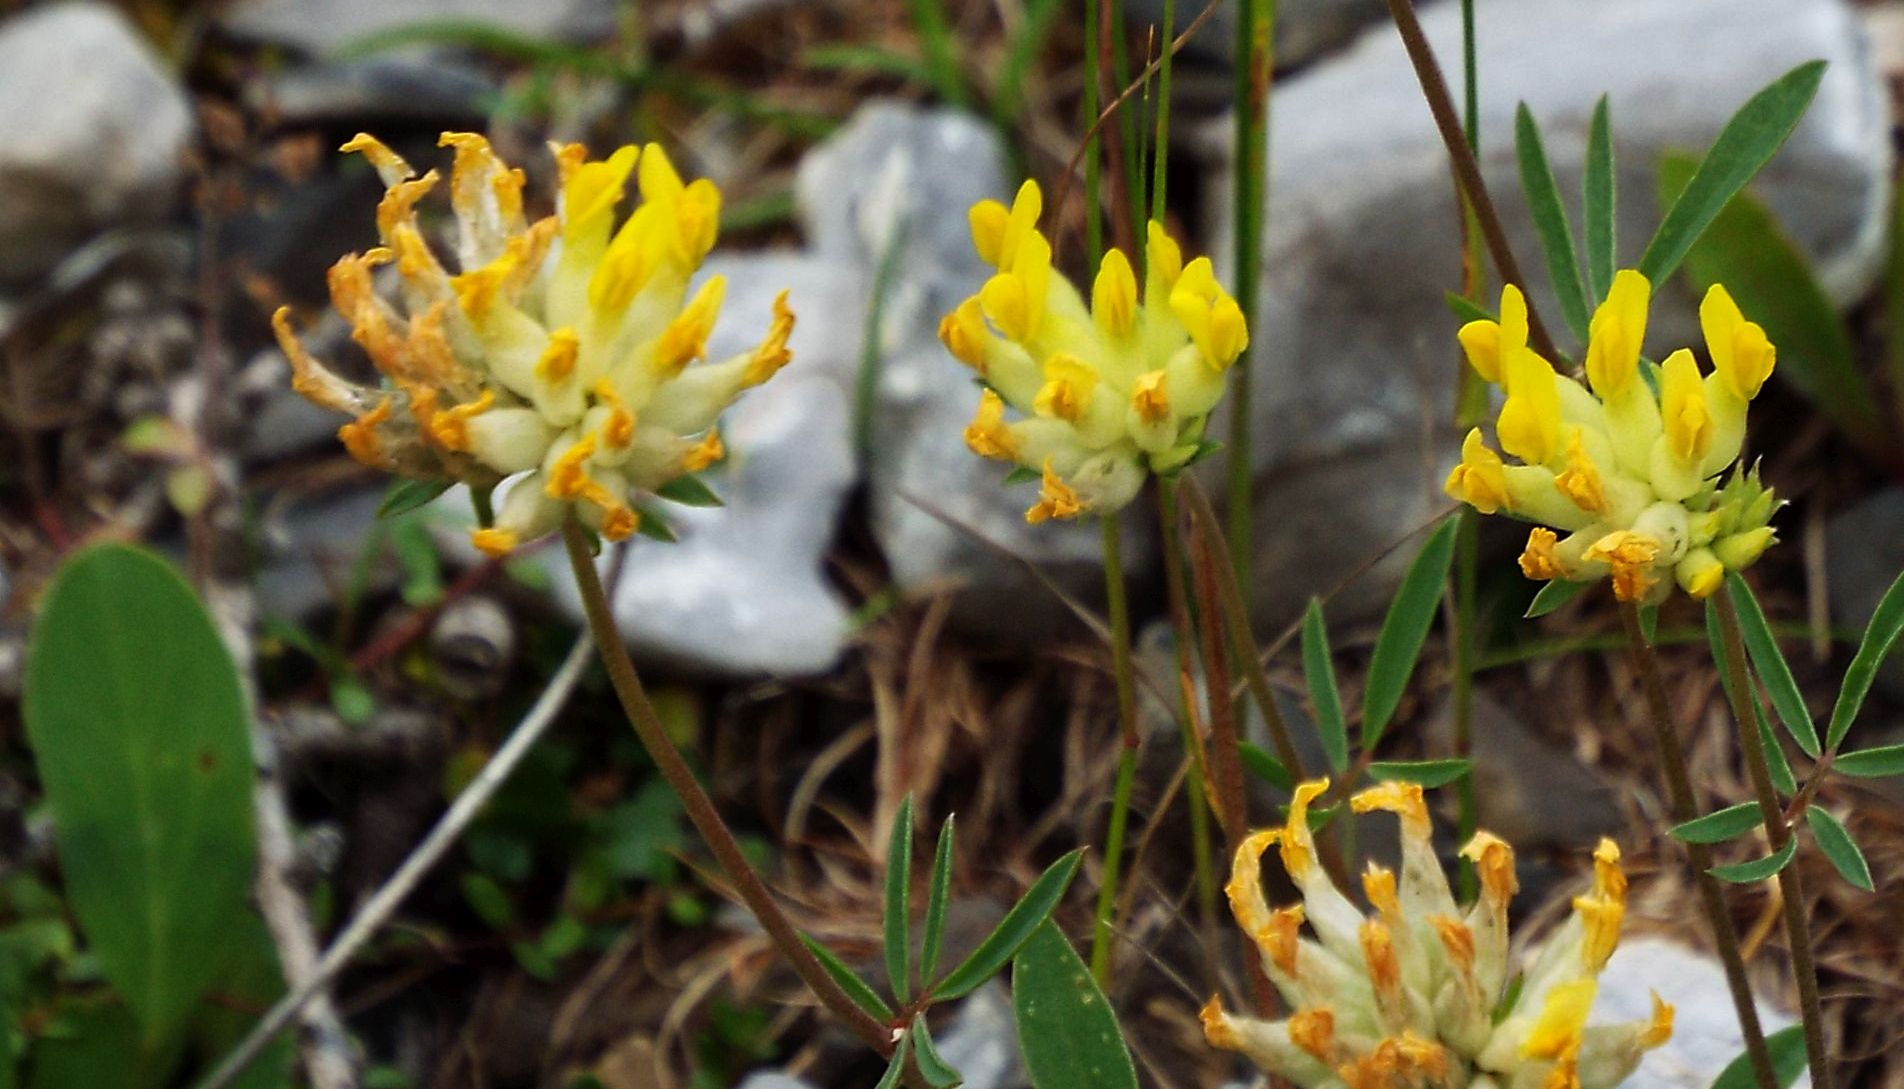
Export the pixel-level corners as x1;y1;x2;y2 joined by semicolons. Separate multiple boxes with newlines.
1158;481;1220;969
1379;0;1557;360
1227;0;1274;585
1619;604;1780;1089
1089;514;1143;984
1447;0;1483;904
1713;596;1834;1089
560;521;894;1056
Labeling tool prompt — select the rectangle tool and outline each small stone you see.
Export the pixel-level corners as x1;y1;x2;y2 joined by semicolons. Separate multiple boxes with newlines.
1824;487;1904;699
1594;937;1804;1089
1201;0;1890;631
0;2;193;285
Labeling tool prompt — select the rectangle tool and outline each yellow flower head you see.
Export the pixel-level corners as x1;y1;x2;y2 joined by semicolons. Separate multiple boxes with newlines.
274;133;793;555
1444;270;1779;604
942;179;1247;521
1205;780;1670;1089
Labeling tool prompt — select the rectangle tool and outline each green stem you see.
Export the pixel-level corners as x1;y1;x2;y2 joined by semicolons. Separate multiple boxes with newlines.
1227;0;1274;586
1148;0;1175;224
560;522;893;1056
1619;603;1780;1089
1083;0;1103;264
1713;596;1834;1089
1088;514;1141;984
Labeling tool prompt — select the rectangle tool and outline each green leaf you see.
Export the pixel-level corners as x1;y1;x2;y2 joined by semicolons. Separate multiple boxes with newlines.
1757;696;1798;795
1670;802;1763;845
799;934;894;1020
633;503;677;543
1366;759;1471;789
1238;742;1293;792
1708;837;1797;883
922;816;956;982
1584;95;1616;302
1514;103;1591;341
1657;150;1886;455
377;478;451;519
874;1031;912;1089
1002;466;1042;487
1804;806;1873;892
1362;519;1458;748
1638;60;1827;284
1639;604;1660;644
885;797;915;1003
654;474;724;508
1828;567;1904;750
22;544;258;1046
931;849;1083;1000
1833;743;1904;778
1300;600;1349;773
1010;922;1138;1089
802;43;936;81
1525;578;1590;618
911;1016;964;1088
24;999;181;1089
1704;599;1797;794
1709;1025;1809;1089
1444;291;1493;325
461;872;517;930
1725;573;1819;757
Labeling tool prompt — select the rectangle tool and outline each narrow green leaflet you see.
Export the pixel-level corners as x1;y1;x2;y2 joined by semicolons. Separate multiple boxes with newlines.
798;934;894;1020
632;504;678;543
931;849;1083;1000
1828;568;1904;750
654;474;724;508
1658;151;1887;457
1757;696;1798;796
1707;837;1797;884
1444;291;1493;325
1833;743;1904;779
1010;922;1138;1089
376;478;451;519
1638;60;1827;284
1709;1025;1809;1089
1362;519;1459;748
1238;742;1293;792
874;1032;913;1089
1724;573;1819;757
1804;806;1873;892
911;1016;964;1088
22;545;260;1047
1706;599;1796;794
1670;802;1762;845
1584;95;1616;302
921;816;956;982
1525;578;1589;619
1300;600;1349;772
1002;466;1042;487
1366;759;1472;789
1514;103;1591;341
885;798;915;1003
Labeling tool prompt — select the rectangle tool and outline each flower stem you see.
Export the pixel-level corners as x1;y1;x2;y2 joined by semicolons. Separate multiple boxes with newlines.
1618;603;1780;1089
1449;0;1483;906
1158;481;1220;972
560;522;893;1056
1713;595;1834;1089
1088;513;1142;985
1227;0;1275;586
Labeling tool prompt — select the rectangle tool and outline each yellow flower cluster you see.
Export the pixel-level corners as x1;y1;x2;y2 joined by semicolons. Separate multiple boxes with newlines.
1204;780;1673;1089
273;133;794;556
939;181;1248;524
1444;273;1779;603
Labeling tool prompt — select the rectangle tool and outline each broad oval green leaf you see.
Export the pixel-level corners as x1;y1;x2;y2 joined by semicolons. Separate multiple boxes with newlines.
1366;759;1472;789
799;934;894;1021
23;544;259;1046
1010;922;1137;1089
1300;600;1348;773
1709;1025;1809;1089
1362;519;1459;748
1828;568;1904;750
1515;102;1591;342
1584;95;1616;302
1670;802;1763;845
921;815;957;982
885;797;915;1002
1804;806;1873;892
1638;60;1827;284
1833;743;1904;779
931;849;1083;1000
1707;837;1797;884
1724;573;1819;757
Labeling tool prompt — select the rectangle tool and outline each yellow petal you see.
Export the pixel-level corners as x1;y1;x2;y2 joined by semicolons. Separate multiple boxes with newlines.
1659;348;1711;464
1092;248;1139;336
1701;284;1775;400
1585;269;1650;398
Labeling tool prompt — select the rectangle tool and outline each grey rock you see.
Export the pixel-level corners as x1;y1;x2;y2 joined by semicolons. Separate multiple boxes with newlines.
933;983;1026;1089
1125;0;1393;72
735;1076;819;1089
241;56;493;126
254;484;393;621
1428;692;1621;853
0;2;193;285
799;103;1154;646
1825;487;1904;699
1201;0;1890;630
1594;937;1805;1089
221;0;612;56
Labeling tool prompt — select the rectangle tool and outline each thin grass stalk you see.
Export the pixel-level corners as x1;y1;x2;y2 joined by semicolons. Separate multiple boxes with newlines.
1088;515;1143;984
560;521;894;1056
1227;0;1274;586
1618;603;1781;1089
1160;489;1222;980
1713;595;1834;1089
1449;0;1483;903
1149;0;1175;222
1083;0;1103;263
1097;0;1139;257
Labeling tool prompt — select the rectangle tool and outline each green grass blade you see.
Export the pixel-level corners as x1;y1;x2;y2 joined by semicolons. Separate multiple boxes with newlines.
904;0;971;107
1828;568;1904;750
1708;837;1797;883
1300;600;1349;773
1670;801;1763;845
884;797;915;1003
1584;95;1616;302
921;815;956;982
1010;922;1138;1089
1724;573;1820;757
1637;60;1827;284
1514;103;1591;342
993;0;1063;128
799;934;895;1020
1833;743;1904;778
930;849;1083;1000
1804;806;1873;892
1362;519;1460;748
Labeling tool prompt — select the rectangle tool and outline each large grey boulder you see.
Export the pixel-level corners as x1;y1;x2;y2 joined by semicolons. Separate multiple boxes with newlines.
1201;0;1890;630
0;2;193;285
